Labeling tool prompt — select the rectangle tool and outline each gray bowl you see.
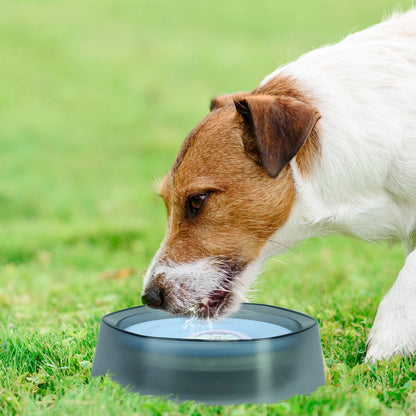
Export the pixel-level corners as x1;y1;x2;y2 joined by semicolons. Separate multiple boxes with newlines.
91;303;325;405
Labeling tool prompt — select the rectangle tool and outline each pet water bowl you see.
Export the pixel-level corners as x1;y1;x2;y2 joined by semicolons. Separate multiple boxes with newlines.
91;303;325;405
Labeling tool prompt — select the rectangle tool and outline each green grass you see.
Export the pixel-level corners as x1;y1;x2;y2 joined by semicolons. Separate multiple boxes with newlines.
1;0;415;414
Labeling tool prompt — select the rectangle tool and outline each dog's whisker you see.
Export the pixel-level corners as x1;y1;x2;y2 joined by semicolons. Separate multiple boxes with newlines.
266;239;291;250
269;257;289;266
235;290;250;303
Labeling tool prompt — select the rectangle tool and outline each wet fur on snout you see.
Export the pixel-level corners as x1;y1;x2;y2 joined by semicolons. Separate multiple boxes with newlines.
147;258;246;318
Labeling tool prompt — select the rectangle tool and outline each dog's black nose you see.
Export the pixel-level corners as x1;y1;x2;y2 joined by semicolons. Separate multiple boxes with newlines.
141;288;164;308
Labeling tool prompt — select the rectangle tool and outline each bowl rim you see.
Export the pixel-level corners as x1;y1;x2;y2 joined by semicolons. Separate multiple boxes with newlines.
100;303;319;343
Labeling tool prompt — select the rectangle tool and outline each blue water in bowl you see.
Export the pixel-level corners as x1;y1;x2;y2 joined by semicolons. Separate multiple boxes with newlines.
124;317;292;340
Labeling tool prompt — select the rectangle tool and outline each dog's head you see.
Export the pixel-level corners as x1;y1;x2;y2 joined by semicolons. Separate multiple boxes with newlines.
142;84;320;318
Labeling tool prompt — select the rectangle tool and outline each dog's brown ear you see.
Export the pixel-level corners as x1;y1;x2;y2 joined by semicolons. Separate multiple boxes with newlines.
210;92;249;111
234;95;320;178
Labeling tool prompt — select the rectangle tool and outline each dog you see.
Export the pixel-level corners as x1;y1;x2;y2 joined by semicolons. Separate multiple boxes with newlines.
142;10;416;363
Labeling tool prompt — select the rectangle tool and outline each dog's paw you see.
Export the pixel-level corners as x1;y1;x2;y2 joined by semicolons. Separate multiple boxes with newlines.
365;331;414;363
364;301;416;363
365;249;416;363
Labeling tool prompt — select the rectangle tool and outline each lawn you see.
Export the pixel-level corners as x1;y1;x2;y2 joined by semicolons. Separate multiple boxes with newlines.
1;0;415;414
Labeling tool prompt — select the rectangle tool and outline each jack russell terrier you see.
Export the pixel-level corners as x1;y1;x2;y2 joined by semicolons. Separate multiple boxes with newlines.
142;10;416;363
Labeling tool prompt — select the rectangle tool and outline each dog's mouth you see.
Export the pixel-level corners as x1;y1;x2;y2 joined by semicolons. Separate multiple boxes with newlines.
193;260;245;319
196;287;232;319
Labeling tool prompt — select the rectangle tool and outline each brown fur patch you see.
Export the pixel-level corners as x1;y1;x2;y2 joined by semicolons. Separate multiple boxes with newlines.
157;74;319;265
235;94;320;178
160;105;295;266
160;75;320;201
253;75;321;176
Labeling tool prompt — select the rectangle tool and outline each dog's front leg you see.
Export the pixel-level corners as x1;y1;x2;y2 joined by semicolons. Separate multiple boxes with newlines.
365;249;416;363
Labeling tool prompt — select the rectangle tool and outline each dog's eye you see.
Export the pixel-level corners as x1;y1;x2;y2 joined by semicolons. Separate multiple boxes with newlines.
186;194;208;218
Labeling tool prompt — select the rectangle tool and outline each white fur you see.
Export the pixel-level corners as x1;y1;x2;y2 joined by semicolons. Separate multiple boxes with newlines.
262;9;416;362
